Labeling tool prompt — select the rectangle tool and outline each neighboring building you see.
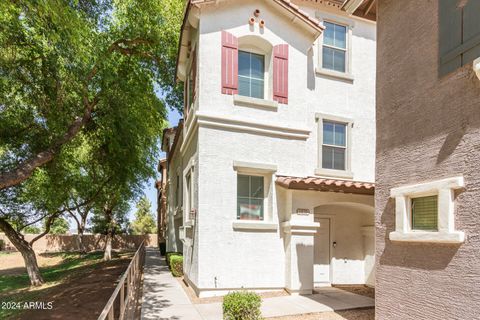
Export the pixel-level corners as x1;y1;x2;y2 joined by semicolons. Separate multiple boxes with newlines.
161;0;377;297
375;0;480;319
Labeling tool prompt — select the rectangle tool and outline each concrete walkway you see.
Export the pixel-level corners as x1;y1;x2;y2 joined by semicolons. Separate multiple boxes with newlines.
141;248;374;320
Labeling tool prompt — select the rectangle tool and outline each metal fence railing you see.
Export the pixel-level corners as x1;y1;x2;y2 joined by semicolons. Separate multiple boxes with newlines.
98;240;146;320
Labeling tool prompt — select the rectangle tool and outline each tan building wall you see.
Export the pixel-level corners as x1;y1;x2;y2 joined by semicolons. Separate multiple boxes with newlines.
0;233;157;252
376;1;480;319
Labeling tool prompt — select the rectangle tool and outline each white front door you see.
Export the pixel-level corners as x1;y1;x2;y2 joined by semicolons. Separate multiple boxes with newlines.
314;218;331;284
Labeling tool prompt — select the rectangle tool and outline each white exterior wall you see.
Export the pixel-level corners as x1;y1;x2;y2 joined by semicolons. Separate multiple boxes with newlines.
173;0;376;296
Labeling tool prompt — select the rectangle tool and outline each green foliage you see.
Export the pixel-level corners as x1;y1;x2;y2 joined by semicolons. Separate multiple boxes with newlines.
169;255;183;277
223;291;263;320
0;0;183;228
23;225;41;234
130;196;156;235
45;216;69;235
165;251;182;267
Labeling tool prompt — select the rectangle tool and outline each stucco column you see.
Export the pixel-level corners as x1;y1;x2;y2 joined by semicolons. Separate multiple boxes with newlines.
282;217;319;295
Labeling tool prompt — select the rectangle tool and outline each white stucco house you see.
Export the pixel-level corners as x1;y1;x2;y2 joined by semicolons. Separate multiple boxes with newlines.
161;0;376;297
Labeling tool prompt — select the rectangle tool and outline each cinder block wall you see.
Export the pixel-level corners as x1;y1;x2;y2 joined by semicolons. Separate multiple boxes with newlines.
0;233;158;252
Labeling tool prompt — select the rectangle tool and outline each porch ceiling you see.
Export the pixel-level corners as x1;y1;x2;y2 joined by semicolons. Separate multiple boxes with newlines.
276;175;375;195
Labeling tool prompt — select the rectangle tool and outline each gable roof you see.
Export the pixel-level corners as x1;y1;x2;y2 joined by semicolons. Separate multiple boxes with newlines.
191;0;325;31
175;0;325;81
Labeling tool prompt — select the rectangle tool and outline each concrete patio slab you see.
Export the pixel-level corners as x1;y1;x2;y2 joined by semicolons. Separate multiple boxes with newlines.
140;248;374;320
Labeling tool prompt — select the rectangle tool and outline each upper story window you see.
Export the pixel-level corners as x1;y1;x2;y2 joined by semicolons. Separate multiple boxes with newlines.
322;121;347;171
439;1;480;76
322;21;347;73
221;31;289;104
315;114;353;179
237;174;264;220
238;51;265;99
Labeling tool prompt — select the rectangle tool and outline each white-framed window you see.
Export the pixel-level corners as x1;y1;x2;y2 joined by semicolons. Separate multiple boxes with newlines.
315;114;353;179
232;161;278;231
389;177;465;243
322;21;347;73
238;50;265;99
322;121;347;171
315;13;354;80
237;174;264;220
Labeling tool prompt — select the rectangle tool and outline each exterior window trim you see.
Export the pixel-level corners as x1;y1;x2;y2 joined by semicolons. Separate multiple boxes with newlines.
232;161;278;231
315;113;354;179
389;176;465;243
315;13;354;81
237;42;272;101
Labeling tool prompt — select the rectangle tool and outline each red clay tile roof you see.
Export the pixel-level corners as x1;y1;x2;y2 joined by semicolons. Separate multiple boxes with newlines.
276;175;375;195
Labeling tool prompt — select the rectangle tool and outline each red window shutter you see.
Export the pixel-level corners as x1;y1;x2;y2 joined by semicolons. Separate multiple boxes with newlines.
221;31;238;95
273;44;289;104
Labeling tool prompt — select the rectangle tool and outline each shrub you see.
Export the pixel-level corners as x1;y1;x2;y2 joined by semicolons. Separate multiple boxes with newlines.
165;251;182;267
223;291;262;320
0;239;4;251
169;255;183;277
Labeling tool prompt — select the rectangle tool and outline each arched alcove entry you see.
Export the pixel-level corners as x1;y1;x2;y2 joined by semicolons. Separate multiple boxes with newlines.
313;202;375;287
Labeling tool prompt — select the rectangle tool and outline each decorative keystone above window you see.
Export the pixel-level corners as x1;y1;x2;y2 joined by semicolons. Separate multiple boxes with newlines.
389;176;465;244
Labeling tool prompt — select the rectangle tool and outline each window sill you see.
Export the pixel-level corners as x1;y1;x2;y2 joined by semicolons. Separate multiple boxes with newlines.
315;168;354;180
232;220;278;231
233;94;278;111
315;68;354;82
389;231;465;244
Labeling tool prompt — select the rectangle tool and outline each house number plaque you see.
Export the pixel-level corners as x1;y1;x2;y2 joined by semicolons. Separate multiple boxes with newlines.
296;208;310;215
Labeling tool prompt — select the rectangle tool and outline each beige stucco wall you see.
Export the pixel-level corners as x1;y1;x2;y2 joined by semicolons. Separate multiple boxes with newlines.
376;0;480;319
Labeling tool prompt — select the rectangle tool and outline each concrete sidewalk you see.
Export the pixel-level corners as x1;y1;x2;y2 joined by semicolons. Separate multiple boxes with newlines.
140;248;374;320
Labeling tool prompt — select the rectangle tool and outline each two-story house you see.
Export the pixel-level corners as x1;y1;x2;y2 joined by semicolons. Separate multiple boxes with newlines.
161;0;377;297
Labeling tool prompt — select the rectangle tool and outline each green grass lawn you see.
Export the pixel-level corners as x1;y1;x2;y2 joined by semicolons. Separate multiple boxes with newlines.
0;251;105;319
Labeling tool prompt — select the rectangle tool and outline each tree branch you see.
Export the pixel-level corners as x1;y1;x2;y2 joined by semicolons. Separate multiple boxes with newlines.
0;35;157;191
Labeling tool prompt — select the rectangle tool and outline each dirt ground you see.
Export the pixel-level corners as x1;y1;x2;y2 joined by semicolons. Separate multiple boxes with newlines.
0;252;64;276
270;308;374;320
1;252;133;320
178;277;289;304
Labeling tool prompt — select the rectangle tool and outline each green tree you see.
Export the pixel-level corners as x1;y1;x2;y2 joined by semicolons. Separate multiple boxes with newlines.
0;0;184;191
130;196;156;235
0;0;183;285
45;216;69;235
23;225;41;234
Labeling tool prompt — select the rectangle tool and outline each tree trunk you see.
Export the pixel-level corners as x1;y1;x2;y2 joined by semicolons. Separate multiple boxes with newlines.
103;207;114;261
77;227;87;254
0;218;44;286
104;229;113;261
